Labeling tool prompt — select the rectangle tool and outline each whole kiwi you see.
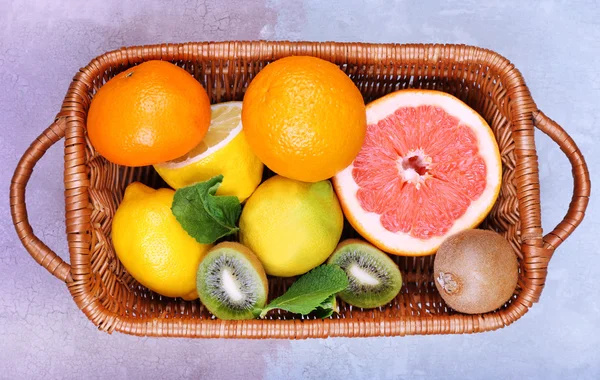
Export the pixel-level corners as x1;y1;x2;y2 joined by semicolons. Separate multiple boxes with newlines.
434;229;519;314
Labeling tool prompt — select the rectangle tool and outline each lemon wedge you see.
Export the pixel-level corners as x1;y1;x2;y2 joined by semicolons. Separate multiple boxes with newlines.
154;101;263;202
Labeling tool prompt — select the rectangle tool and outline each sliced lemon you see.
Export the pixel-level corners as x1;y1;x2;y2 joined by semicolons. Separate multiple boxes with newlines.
154;101;264;202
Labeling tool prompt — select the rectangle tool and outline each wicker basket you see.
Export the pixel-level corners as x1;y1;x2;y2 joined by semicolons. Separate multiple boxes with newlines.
10;42;590;338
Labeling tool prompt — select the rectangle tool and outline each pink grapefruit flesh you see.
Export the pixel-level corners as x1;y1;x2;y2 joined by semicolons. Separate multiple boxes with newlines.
333;90;502;256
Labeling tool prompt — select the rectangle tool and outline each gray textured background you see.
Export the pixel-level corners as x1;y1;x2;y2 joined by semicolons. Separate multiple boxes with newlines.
1;0;598;379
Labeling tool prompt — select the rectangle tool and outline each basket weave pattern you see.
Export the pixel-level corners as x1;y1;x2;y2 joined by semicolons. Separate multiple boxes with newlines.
10;42;590;338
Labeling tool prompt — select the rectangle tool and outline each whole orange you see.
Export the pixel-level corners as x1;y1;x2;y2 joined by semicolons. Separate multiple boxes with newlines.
241;56;366;182
87;60;211;167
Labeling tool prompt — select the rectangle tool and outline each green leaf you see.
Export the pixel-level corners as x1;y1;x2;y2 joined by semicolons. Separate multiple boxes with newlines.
313;294;338;319
259;265;348;318
171;175;241;244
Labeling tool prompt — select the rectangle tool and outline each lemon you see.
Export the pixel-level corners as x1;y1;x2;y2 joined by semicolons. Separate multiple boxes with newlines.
154;101;263;202
112;182;212;300
239;175;344;277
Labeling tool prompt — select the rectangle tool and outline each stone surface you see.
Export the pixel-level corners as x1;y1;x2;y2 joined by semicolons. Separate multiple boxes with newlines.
0;0;598;379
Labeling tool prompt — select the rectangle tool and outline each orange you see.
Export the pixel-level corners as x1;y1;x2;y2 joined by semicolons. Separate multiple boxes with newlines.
333;89;502;256
241;56;366;182
87;60;211;167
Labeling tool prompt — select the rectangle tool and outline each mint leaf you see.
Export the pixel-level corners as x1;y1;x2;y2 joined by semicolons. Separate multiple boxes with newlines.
313;294;338;319
259;265;348;318
171;175;241;244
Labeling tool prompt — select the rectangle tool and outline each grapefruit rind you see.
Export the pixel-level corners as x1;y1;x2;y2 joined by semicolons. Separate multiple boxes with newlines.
333;90;502;256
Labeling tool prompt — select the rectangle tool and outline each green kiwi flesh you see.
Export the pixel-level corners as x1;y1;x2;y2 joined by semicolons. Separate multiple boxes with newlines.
328;239;402;309
196;242;268;320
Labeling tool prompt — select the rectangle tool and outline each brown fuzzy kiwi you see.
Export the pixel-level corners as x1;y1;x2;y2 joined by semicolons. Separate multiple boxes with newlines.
433;229;519;314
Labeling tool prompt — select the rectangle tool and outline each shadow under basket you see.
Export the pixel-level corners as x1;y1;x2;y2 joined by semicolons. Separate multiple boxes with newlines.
10;42;590;338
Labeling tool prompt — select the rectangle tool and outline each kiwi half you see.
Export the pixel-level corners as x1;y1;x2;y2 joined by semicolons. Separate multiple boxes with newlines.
328;239;402;309
196;242;268;320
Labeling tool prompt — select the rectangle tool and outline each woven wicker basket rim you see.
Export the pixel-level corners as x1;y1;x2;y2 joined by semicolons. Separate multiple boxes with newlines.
10;41;591;339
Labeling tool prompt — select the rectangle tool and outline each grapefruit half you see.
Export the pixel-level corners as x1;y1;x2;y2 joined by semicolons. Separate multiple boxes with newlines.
333;90;502;256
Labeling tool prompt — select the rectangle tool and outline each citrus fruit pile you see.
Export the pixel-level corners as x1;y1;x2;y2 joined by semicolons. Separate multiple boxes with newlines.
89;57;516;320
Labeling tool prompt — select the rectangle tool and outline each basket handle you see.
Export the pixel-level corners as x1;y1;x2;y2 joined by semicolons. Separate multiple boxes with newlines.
533;110;591;250
10;118;73;283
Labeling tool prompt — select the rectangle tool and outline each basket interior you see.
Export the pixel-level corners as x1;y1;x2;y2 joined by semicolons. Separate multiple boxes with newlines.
83;53;521;323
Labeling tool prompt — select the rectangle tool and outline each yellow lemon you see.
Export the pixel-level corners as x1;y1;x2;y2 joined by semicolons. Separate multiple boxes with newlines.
154;101;263;202
112;182;212;300
239;176;344;277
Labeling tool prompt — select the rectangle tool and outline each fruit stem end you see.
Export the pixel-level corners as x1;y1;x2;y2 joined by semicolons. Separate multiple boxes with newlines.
437;272;460;294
